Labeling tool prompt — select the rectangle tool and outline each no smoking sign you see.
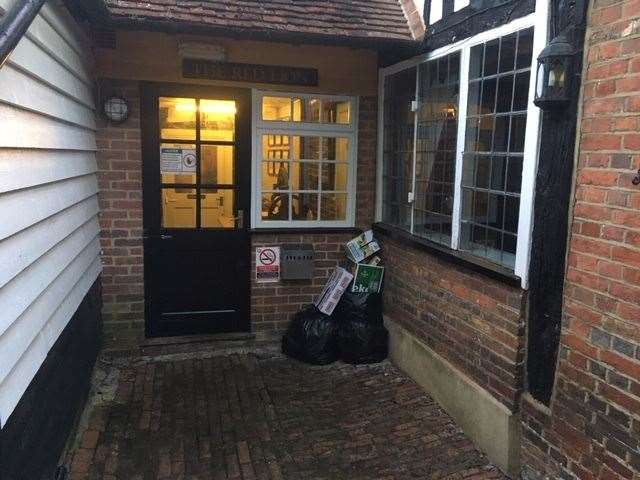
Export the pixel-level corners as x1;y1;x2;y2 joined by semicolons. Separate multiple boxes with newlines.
256;246;280;283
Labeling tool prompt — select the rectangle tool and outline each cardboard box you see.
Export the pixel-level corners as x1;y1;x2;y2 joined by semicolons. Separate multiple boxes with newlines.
345;230;381;263
314;266;354;316
351;264;385;293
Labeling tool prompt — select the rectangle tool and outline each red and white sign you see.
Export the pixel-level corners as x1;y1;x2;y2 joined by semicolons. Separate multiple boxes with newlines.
256;246;280;283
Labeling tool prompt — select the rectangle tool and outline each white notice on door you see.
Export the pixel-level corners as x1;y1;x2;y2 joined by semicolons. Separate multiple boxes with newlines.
160;145;196;173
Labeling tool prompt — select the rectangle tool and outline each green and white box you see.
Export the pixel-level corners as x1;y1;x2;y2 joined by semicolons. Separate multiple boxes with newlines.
351;264;384;293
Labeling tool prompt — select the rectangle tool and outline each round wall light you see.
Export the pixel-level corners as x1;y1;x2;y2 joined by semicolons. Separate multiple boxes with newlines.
103;96;130;124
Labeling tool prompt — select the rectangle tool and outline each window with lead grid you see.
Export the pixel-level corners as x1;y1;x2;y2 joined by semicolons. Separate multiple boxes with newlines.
460;27;534;268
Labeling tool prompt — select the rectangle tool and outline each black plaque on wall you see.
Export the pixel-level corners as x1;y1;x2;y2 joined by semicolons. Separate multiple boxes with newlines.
183;59;319;87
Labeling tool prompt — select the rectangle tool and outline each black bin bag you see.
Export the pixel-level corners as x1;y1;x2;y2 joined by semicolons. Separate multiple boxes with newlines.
335;292;388;364
281;305;339;365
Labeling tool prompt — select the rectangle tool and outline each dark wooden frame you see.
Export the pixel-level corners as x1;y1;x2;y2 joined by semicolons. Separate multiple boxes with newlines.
140;82;252;337
526;0;588;405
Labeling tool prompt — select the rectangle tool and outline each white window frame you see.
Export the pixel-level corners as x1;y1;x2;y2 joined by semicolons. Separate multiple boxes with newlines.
376;3;549;289
252;90;359;229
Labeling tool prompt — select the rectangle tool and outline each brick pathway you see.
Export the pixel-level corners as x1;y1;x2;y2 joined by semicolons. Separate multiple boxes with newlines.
68;351;506;480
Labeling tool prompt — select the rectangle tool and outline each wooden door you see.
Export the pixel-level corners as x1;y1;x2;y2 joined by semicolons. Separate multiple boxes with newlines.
141;83;251;337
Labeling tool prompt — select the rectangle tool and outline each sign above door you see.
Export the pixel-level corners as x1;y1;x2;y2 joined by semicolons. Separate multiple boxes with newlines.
182;59;319;87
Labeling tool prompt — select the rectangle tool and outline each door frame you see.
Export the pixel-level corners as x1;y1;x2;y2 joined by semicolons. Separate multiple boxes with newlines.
140;81;252;337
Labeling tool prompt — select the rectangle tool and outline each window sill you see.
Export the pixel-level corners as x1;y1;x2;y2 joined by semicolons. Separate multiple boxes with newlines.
372;222;521;287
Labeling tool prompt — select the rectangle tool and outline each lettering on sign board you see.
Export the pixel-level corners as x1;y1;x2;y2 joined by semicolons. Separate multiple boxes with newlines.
183;59;319;87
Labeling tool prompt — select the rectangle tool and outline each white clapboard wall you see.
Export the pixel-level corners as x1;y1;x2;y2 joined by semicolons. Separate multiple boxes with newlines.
0;0;100;427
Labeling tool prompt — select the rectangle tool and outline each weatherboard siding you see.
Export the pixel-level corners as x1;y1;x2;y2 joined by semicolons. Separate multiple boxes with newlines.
0;0;100;426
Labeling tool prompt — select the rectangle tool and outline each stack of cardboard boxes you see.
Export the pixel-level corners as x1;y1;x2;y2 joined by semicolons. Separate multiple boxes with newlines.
314;230;384;315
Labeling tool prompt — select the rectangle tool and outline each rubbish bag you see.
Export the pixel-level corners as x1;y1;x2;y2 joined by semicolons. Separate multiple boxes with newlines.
335;292;388;364
281;305;339;365
335;291;383;325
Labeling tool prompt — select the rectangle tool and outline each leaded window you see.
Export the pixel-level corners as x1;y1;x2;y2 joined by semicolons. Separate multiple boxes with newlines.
378;24;539;276
460;28;533;268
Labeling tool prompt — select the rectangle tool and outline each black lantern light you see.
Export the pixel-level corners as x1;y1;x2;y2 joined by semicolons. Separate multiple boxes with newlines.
534;33;575;111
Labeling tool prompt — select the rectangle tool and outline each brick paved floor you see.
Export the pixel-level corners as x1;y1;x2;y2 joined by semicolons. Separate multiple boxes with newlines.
67;350;506;480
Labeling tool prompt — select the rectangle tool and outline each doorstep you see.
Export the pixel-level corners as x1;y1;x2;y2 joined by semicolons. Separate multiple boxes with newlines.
136;332;269;358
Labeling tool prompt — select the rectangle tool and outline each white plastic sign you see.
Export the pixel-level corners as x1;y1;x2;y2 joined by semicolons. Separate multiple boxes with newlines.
256;246;280;283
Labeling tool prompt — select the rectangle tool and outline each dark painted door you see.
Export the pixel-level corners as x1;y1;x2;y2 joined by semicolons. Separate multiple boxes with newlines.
141;83;251;337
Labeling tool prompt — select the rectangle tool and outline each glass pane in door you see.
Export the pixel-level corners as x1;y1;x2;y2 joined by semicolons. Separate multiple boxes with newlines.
162;188;197;228
201;145;234;184
159;97;196;140
200;100;236;142
201;188;235;228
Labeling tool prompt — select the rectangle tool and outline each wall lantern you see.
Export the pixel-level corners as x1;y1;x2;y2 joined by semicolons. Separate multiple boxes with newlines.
103;96;129;124
534;33;575;111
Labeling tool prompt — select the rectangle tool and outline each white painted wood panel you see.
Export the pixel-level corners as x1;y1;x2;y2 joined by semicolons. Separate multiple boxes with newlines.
0;103;96;151
0;258;101;423
0;174;98;241
8;35;94;108
0;0;92;84
0;220;99;337
0;149;97;194
0;0;100;426
0;197;99;288
0;64;96;128
38;2;91;62
0;237;100;385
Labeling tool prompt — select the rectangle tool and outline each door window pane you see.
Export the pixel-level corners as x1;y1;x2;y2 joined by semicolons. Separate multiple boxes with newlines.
160;143;196;184
201;145;234;184
162;188;196;228
160;97;196;140
159;96;239;230
200;100;236;142
201;188;235;228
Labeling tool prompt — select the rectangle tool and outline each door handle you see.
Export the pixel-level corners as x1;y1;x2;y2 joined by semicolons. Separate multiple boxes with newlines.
142;234;173;240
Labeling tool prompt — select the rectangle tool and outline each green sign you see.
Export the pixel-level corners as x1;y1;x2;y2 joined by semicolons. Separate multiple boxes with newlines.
352;264;384;293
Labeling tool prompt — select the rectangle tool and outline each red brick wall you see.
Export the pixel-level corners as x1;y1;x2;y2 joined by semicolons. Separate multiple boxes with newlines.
520;1;640;478
251;232;355;339
378;234;527;411
96;79;144;349
96;80;377;348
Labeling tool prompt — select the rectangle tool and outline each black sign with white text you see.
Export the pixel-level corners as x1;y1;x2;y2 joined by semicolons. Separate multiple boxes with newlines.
183;59;319;87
